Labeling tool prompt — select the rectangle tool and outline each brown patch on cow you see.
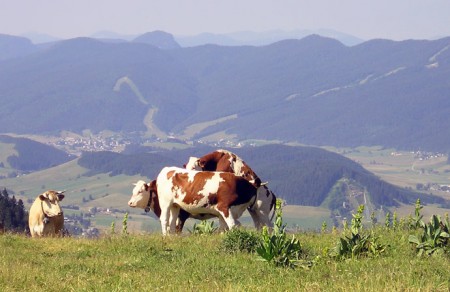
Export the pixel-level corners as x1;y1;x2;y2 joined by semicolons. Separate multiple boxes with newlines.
198;150;262;187
166;170;175;180
198;151;224;171
171;171;217;205
214;173;257;218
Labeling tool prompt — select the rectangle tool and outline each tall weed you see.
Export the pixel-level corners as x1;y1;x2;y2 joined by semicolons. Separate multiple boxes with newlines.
256;199;302;268
330;205;387;260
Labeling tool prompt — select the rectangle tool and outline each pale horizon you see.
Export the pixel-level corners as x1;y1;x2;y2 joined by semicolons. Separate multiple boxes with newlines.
2;0;450;41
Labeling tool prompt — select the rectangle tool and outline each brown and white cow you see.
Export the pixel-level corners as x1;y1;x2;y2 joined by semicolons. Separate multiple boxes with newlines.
128;167;257;235
128;180;222;233
185;149;262;187
185;149;276;229
28;190;65;237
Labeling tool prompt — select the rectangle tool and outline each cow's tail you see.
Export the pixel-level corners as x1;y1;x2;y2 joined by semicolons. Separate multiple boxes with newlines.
269;193;277;222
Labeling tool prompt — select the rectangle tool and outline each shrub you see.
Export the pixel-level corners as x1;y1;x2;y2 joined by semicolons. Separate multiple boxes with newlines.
330;205;387;260
221;228;261;253
409;214;450;257
189;220;217;235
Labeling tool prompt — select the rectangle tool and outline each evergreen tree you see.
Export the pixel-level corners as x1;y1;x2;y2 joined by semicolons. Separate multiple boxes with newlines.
0;189;28;233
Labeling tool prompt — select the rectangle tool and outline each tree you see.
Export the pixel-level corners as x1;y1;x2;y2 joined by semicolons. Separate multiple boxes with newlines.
0;189;28;233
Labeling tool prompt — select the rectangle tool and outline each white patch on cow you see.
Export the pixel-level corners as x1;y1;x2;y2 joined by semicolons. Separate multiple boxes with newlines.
33;223;44;236
185;157;201;171
187;171;197;183
232;159;246;177
199;172;223;197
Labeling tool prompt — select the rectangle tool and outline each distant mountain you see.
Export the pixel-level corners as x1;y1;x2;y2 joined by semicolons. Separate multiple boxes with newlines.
0;34;37;61
20;32;61;44
78;145;448;216
90;31;136;41
0;34;449;151
176;29;364;47
133;31;180;49
0;135;75;173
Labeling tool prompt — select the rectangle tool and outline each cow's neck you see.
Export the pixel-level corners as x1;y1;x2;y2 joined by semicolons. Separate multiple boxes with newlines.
40;201;50;223
146;191;161;218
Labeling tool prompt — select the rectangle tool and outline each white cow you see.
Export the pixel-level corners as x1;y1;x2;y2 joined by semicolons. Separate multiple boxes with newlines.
28;190;65;237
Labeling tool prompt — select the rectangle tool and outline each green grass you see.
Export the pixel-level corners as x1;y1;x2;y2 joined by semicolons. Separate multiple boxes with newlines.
1;228;449;291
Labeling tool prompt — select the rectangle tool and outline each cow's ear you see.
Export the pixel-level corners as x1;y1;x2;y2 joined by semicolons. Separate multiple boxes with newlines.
144;183;149;191
40;191;50;200
198;159;205;167
57;194;65;201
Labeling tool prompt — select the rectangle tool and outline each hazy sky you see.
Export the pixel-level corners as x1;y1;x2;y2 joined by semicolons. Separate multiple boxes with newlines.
2;0;450;41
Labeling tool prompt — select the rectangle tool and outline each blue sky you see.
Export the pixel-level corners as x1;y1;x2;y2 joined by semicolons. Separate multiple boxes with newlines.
2;0;450;41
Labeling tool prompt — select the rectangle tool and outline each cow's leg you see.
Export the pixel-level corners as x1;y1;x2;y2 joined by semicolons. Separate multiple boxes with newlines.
176;209;190;233
248;209;262;230
169;205;180;234
217;216;228;232
218;209;239;230
159;205;171;236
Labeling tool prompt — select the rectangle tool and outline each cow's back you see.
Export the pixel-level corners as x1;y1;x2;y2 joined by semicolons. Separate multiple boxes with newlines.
156;167;256;213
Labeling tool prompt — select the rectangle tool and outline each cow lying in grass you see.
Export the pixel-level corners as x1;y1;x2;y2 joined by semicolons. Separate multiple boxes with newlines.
128;167;258;235
28;190;65;237
185;149;276;229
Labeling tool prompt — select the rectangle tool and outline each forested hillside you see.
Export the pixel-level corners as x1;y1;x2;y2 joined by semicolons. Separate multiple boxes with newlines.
0;135;75;173
77;145;447;211
0;34;449;151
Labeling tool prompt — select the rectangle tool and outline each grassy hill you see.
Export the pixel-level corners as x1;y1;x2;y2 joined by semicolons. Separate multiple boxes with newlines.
1;228;449;290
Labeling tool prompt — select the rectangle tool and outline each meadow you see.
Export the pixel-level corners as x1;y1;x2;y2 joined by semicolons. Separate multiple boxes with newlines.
1;226;449;291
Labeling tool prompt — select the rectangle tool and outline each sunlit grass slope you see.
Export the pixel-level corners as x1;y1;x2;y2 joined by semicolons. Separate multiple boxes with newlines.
1;229;449;291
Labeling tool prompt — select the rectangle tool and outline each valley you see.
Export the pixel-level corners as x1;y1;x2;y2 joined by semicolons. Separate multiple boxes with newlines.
1;139;449;236
1;32;449;236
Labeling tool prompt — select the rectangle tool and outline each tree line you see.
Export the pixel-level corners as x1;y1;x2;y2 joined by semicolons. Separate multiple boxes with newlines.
0;189;28;233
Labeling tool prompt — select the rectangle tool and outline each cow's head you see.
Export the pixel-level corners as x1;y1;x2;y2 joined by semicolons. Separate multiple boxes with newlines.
128;180;159;215
39;190;65;218
184;157;202;171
